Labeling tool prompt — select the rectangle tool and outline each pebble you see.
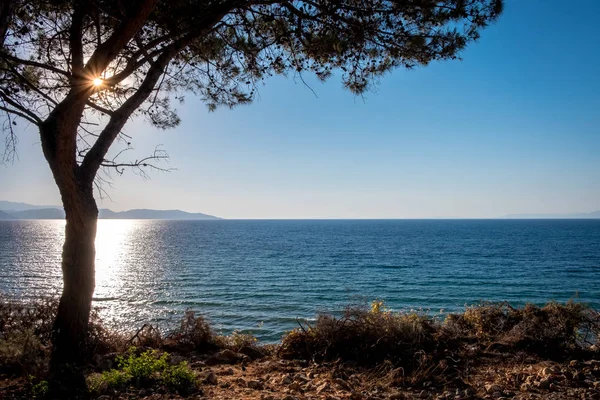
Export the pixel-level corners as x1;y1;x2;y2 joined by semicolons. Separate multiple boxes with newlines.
247;380;264;390
235;377;246;387
200;371;218;385
485;384;502;394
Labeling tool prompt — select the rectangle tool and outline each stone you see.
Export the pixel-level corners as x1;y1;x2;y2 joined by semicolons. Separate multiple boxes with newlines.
236;377;247;387
485;384;502;394
281;375;293;385
248;380;264;390
239;345;264;359
199;371;218;385
205;349;241;365
220;367;234;375
484;383;502;394
289;382;302;392
169;354;185;365
520;383;532;391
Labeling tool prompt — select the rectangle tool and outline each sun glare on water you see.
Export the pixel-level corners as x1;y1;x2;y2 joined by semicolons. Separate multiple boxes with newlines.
94;220;135;298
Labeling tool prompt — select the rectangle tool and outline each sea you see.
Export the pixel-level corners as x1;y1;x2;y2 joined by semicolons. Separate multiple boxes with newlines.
0;219;599;342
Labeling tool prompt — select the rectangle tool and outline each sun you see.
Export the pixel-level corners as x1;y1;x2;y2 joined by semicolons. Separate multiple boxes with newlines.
92;77;103;87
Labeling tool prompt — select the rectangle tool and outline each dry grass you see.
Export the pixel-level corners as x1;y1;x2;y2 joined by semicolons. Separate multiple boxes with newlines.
1;295;598;395
0;296;123;376
280;300;600;385
442;301;600;355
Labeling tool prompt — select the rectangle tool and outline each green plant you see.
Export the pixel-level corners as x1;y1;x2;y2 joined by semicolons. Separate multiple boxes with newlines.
88;347;198;394
117;347;168;381
162;361;197;393
31;379;49;399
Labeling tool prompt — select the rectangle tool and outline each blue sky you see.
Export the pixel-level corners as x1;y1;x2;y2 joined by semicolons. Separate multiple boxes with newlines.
1;0;599;218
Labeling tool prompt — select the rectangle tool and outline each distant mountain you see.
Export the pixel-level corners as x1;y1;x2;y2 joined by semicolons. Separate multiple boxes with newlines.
0;200;58;212
0;200;221;220
99;208;221;220
9;208;66;219
503;211;600;219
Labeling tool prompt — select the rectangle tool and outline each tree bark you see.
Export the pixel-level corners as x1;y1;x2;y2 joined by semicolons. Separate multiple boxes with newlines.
48;188;98;397
0;0;15;49
40;104;98;397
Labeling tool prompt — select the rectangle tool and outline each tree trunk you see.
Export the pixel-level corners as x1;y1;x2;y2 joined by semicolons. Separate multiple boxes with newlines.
48;187;98;397
40;109;98;397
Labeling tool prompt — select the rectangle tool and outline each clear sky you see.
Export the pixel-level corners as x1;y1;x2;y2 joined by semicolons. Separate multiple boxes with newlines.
1;0;599;219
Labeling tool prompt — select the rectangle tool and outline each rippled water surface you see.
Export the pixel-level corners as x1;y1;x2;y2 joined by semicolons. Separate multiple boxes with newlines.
1;219;599;341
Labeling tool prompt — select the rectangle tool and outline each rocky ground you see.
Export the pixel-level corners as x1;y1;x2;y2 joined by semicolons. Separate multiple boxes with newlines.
89;349;600;400
1;348;600;399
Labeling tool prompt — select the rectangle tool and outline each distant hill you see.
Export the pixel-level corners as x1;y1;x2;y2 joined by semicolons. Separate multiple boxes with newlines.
0;200;58;212
98;208;221;220
10;208;65;219
0;210;13;219
503;211;600;219
0;200;221;220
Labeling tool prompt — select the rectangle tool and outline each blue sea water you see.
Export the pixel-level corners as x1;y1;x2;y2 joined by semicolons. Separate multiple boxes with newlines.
0;219;599;342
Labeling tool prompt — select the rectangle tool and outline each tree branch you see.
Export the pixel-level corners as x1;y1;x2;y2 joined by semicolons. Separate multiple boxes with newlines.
80;0;239;179
0;91;42;124
86;100;114;116
82;0;158;79
0;52;71;77
70;0;87;73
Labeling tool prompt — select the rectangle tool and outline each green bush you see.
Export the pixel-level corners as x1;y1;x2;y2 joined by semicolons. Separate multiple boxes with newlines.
88;347;197;394
162;361;197;393
31;379;48;399
117;347;168;381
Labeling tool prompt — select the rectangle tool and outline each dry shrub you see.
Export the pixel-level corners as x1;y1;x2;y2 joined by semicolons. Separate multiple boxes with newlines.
0;329;48;376
0;296;57;344
443;301;599;357
280;302;437;367
215;330;259;351
0;296;122;375
163;311;217;352
282;301;600;370
128;324;164;349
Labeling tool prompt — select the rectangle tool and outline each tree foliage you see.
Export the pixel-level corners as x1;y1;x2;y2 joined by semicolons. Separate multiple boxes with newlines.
1;0;503;171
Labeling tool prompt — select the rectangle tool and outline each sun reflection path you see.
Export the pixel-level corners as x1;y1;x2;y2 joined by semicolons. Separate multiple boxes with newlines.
94;220;136;301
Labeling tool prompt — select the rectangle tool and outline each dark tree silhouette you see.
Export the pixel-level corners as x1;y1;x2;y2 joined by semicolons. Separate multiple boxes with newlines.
0;0;503;395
